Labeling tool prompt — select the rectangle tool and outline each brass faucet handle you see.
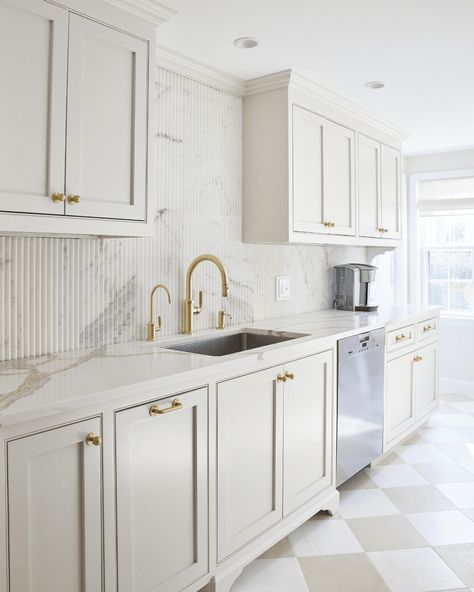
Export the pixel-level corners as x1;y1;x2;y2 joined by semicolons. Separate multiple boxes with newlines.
217;310;232;329
193;290;203;315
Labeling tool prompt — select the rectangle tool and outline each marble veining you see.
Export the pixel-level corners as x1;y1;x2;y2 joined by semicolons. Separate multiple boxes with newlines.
0;68;366;362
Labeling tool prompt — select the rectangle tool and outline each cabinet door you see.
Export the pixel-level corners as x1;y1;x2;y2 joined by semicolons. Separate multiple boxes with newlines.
283;351;333;516
292;105;325;233
7;418;102;592
380;144;401;239
217;366;283;561
65;14;148;221
322;120;356;236
116;388;208;592
385;352;415;446
0;0;68;215
415;342;439;420
358;134;382;238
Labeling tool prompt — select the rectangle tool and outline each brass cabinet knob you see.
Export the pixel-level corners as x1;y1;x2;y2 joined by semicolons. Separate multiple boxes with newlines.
276;374;287;383
423;324;433;332
285;371;295;380
85;432;102;446
323;221;336;228
51;192;65;203
67;194;81;204
149;399;183;416
413;355;423;363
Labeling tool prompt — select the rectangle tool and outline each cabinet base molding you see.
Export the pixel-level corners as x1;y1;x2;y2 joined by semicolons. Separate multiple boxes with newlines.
381;406;438;457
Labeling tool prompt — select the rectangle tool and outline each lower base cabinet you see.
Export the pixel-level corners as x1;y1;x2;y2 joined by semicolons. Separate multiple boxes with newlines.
115;387;209;592
217;351;333;562
6;418;103;592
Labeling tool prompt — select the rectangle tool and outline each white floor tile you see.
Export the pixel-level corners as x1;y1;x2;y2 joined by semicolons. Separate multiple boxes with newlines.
406;510;474;545
435;482;474;509
451;401;474;414
460;459;474;475
288;517;363;556
420;427;469;443
232;558;309;592
397;444;451;463
339;489;400;519
368;547;464;592
366;464;428;488
436;414;474;428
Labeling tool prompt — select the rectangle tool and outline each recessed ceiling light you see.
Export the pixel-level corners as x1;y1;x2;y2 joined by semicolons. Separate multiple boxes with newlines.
233;37;259;49
365;81;385;90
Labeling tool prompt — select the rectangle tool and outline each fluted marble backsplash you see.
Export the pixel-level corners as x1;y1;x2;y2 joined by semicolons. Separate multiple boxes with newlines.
0;68;366;361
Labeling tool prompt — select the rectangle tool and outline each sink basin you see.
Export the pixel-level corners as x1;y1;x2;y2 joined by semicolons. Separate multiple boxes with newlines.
164;329;308;357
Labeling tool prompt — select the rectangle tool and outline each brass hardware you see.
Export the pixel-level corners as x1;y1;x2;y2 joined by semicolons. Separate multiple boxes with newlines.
413;355;423;363
85;433;102;446
149;399;183;416
183;254;229;335
285;371;295;380
383;228;389;233
217;310;232;330
323;221;336;228
67;194;81;204
395;333;408;342
423;324;433;332
378;227;389;233
51;192;65;203
277;374;287;383
146;284;172;341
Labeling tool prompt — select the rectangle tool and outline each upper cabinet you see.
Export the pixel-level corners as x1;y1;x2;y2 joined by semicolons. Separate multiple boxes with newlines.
243;70;406;247
0;0;155;237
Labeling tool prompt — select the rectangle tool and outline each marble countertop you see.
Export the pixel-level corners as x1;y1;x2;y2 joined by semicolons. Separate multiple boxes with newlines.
0;305;440;427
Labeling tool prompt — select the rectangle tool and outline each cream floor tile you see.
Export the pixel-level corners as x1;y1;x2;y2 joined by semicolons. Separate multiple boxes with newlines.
299;553;389;592
397;444;451;463
436;483;474;509
347;515;428;551
420;428;469;444
413;461;474;484
383;485;455;513
368;548;464;592
407;510;474;546
367;464;429;488
288;517;363;556
232;558;309;592
435;544;474;587
339;489;400;519
339;470;379;491
435;442;474;461
259;537;294;559
436;415;474;429
377;451;406;465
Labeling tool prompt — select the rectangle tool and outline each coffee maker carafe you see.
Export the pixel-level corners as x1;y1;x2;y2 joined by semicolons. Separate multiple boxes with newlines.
333;264;378;311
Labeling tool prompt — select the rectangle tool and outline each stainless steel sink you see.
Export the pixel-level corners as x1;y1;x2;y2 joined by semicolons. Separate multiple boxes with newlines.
164;329;308;357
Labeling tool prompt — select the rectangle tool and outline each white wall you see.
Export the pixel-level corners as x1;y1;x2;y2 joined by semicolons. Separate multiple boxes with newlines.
405;149;474;391
0;68;365;361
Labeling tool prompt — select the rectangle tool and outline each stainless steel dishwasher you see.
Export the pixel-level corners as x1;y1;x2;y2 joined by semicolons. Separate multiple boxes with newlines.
336;328;385;487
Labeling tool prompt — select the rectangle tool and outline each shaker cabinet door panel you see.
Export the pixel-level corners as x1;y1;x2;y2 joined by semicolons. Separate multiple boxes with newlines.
0;0;68;215
65;14;148;220
358;134;381;238
7;418;103;592
217;366;283;562
115;388;208;592
385;353;415;445
415;342;439;420
283;351;333;516
380;144;401;239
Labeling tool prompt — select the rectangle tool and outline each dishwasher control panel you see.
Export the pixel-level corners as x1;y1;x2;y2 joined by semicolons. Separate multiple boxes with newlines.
338;329;385;360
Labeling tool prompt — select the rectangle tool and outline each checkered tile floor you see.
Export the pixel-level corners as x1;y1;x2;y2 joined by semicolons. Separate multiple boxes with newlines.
232;392;474;592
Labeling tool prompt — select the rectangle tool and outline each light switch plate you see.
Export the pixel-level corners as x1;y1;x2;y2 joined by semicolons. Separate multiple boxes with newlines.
276;276;291;301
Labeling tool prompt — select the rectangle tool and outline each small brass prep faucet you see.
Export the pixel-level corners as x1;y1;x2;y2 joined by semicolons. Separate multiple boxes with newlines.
147;284;172;341
183;254;229;334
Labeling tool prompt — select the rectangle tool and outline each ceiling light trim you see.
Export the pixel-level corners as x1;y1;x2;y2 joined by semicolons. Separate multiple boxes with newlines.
105;0;176;26
245;70;410;141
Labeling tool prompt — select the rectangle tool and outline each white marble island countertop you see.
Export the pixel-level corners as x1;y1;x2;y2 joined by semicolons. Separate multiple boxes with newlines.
0;305;440;427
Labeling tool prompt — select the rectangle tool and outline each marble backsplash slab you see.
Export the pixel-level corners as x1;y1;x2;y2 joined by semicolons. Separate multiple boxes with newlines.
0;68;366;361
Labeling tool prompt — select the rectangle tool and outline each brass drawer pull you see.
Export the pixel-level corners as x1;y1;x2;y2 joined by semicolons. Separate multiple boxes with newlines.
414;355;423;363
67;194;81;204
85;433;102;447
51;192;65;203
395;333;408;342
423;324;434;332
149;399;183;416
277;374;287;383
285;371;295;380
323;221;336;228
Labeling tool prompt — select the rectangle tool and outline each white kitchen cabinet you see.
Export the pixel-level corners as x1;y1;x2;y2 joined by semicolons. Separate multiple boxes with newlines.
283;351;333;515
115;388;208;592
0;0;68;216
0;0;155;236
414;342;439;419
385;351;415;445
380;144;402;239
217;366;283;561
7;417;103;592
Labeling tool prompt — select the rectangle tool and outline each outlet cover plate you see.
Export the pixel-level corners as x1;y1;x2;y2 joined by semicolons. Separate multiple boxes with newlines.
276;276;291;301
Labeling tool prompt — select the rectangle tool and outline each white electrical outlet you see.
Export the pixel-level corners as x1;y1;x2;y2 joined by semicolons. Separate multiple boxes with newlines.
276;276;291;301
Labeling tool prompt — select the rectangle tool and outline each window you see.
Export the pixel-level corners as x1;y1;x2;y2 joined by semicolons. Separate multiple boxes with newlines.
413;172;474;316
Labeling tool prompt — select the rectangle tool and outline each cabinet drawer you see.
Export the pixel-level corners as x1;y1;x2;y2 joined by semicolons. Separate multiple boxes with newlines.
387;324;415;352
417;317;439;342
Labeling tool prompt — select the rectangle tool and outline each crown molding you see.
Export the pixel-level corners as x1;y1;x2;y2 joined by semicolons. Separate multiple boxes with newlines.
245;70;411;142
106;0;176;26
156;46;246;96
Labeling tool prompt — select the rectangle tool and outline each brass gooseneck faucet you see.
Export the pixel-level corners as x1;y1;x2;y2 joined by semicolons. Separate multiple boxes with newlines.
183;254;229;334
147;284;172;341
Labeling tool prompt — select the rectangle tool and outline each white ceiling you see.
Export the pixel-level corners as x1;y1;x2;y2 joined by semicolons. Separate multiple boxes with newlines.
156;0;474;155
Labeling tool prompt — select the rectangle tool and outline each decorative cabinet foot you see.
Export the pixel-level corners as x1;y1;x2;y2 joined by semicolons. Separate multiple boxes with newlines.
322;490;340;516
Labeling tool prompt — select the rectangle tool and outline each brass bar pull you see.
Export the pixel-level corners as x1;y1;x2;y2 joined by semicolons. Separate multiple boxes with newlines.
85;433;102;447
285;371;295;380
323;221;335;228
395;334;408;342
423;325;433;332
414;355;423;363
52;192;65;203
149;399;183;416
277;374;287;383
67;194;81;204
